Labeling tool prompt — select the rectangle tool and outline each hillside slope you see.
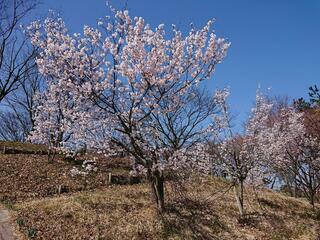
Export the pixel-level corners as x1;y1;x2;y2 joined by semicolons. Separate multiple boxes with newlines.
12;181;320;240
0;142;319;240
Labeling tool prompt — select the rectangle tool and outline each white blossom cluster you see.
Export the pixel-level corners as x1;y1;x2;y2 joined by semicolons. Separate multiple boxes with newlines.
70;159;98;177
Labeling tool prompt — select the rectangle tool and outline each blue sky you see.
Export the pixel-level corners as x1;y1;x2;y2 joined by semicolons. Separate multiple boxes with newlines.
35;0;320;127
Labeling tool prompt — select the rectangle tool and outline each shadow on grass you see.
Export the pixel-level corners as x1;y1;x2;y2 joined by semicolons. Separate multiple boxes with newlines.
160;197;229;240
258;198;282;210
261;212;294;239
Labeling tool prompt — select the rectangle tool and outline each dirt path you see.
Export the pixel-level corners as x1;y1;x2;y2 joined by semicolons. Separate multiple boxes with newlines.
0;207;14;240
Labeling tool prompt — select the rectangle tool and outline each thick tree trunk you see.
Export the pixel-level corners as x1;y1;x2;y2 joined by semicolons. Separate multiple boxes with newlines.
234;181;244;218
147;169;165;213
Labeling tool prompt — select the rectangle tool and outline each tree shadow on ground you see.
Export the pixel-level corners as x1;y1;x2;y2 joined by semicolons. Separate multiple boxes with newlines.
160;197;230;240
258;198;282;210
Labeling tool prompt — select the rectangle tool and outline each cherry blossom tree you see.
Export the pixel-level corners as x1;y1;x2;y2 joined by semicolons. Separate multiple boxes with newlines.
28;9;230;212
209;90;273;217
258;103;320;208
28;76;76;161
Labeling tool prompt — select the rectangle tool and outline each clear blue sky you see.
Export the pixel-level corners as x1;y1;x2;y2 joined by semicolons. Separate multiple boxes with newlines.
35;0;320;126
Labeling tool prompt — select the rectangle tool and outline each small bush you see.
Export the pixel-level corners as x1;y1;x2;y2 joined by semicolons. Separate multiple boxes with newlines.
26;227;37;239
16;217;25;227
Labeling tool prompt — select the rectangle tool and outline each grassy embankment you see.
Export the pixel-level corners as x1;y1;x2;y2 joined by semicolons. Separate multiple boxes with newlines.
0;141;319;240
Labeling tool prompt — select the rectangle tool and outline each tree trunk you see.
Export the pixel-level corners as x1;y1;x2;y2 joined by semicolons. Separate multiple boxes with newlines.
285;177;294;197
147;168;165;213
47;148;56;163
294;177;298;198
309;190;315;210
270;177;276;189
234;181;244;218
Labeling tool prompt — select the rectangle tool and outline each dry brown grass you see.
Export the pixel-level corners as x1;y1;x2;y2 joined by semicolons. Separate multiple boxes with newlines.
0;142;319;239
0;141;47;154
0;153;130;204
12;177;320;240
